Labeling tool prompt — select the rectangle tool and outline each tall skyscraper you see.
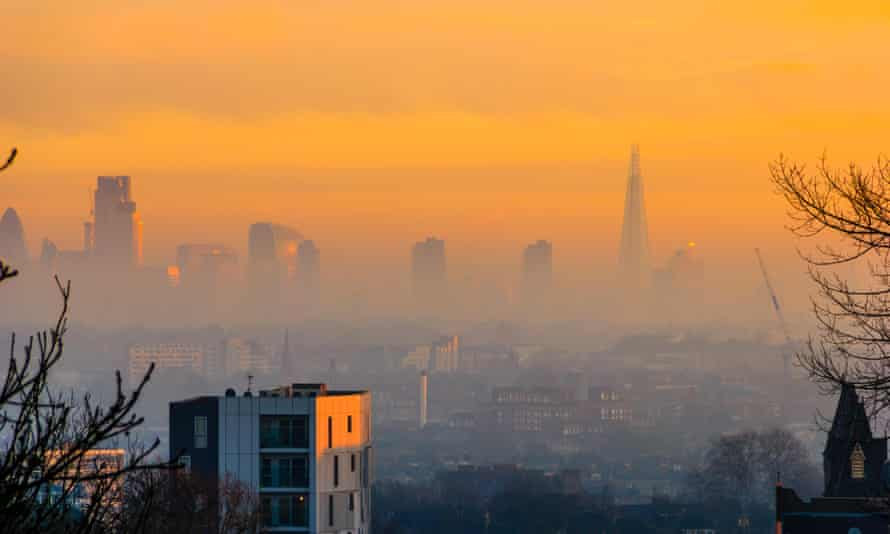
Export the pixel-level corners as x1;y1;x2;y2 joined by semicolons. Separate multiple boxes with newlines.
247;222;303;307
298;240;321;302
618;145;650;288
521;240;553;299
411;237;446;302
169;383;372;533
91;176;142;266
0;208;27;264
280;328;294;379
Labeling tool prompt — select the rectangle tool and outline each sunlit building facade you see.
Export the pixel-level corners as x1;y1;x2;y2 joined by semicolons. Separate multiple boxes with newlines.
170;383;372;533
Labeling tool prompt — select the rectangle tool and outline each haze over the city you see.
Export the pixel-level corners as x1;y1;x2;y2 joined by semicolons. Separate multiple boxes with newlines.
4;1;890;326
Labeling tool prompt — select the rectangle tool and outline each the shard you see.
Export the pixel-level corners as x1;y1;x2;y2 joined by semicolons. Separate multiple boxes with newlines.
618;145;650;288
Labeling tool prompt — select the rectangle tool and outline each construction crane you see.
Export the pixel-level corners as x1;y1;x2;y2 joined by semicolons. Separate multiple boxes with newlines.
755;248;792;411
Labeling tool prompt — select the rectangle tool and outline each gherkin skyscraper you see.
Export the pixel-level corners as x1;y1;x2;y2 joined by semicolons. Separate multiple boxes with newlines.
0;208;27;264
618;145;650;288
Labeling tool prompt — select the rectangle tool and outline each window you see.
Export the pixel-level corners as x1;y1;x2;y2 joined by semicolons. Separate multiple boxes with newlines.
328;494;334;526
334;455;339;487
349;492;355;511
851;443;866;479
180;455;191;474
261;494;308;527
328;416;333;448
260;416;309;448
194;416;208;449
261;455;309;488
351;454;356;472
347;415;353;433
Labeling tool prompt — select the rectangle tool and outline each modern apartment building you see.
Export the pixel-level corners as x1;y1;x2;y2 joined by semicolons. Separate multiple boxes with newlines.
170;383;372;533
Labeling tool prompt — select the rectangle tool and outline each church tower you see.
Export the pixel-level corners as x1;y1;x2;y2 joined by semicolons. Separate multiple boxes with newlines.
823;383;888;497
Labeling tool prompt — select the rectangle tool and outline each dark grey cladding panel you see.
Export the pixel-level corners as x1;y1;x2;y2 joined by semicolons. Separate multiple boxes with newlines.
169;397;220;485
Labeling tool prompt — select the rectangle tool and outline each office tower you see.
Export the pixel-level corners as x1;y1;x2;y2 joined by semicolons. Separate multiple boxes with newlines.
83;222;93;253
169;383;372;533
411;237;446;301
175;243;238;291
128;343;207;386
280;329;294;379
0;208;27;264
521;240;553;298
431;335;460;373
92;176;142;266
618;145;650;288
298;240;320;298
247;222;303;306
419;371;428;429
39;238;58;267
176;243;238;277
224;337;277;376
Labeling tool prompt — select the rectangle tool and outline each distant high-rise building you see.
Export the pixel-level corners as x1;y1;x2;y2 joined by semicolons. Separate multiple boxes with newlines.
521;240;553;299
175;243;238;287
419;371;429;429
128;343;208;386
280;329;294;379
431;335;460;373
247;222;302;306
411;237;446;302
618;145;650;288
224;337;277;376
92;176;142;266
39;238;58;267
298;239;321;301
0;208;27;264
170;383;372;533
177;243;238;275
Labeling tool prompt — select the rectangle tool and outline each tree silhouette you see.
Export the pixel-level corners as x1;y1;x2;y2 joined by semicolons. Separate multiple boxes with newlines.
0;271;177;531
771;154;890;415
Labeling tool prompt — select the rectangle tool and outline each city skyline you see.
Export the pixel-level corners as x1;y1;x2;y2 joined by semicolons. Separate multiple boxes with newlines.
7;2;890;291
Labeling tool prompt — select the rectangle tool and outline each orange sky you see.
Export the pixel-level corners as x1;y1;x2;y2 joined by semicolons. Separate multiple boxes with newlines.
4;0;890;298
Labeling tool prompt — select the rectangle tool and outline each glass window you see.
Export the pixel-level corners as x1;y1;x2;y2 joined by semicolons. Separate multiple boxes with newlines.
260;416;309;448
347;415;353;433
851;443;866;479
351;454;356;473
180;455;191;474
328;494;334;526
261;494;308;527
328;416;333;448
194;416;208;449
334;455;339;487
260;455;309;488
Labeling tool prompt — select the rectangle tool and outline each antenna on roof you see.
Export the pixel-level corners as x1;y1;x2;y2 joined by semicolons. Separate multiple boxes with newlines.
247;374;254;395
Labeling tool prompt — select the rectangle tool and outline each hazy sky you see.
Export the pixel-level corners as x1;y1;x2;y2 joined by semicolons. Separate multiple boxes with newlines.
4;1;890;296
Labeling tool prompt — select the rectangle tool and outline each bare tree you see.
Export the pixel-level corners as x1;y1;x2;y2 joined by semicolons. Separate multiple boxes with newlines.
686;428;819;505
113;470;260;533
770;155;890;415
0;272;177;531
